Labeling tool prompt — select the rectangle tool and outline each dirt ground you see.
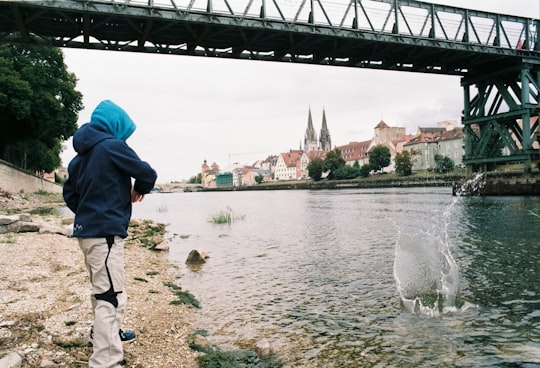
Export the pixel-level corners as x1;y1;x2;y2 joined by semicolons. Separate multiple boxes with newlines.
0;191;200;367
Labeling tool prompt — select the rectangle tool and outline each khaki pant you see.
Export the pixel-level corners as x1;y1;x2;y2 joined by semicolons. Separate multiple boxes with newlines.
79;237;127;368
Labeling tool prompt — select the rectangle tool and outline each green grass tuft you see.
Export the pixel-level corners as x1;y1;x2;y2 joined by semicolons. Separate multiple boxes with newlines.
209;207;245;225
53;337;87;349
164;282;201;308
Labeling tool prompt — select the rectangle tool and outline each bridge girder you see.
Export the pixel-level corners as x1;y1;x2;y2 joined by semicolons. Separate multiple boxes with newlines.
0;0;539;76
462;64;540;172
1;0;540;172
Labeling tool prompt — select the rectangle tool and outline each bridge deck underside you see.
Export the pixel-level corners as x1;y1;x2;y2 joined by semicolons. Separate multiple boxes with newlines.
0;2;535;76
1;0;539;171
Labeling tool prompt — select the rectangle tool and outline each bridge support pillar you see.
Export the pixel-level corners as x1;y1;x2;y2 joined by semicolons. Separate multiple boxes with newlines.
461;62;540;173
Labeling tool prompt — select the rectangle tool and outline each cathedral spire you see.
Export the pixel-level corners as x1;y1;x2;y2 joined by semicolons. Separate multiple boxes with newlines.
319;108;332;151
304;107;319;152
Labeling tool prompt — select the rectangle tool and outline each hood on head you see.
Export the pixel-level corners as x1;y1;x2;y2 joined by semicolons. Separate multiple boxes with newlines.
90;100;136;141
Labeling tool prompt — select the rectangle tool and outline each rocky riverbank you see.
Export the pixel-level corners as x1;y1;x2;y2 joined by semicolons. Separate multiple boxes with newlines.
0;191;200;367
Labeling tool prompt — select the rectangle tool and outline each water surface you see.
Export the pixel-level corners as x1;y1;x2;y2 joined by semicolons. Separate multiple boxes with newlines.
133;188;540;367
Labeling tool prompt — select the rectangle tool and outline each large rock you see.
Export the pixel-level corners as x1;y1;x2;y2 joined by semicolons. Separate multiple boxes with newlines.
0;221;40;234
0;213;70;235
0;214;20;225
39;225;68;235
185;249;209;265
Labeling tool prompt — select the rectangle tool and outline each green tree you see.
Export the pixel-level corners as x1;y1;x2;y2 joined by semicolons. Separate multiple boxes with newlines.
359;164;372;178
434;154;454;173
395;150;415;176
255;174;264;184
0;43;83;172
333;164;359;180
323;148;346;179
369;145;391;173
188;173;202;184
307;157;325;181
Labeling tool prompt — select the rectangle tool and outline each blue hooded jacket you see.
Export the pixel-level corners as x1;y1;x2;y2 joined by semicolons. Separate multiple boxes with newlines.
63;100;157;238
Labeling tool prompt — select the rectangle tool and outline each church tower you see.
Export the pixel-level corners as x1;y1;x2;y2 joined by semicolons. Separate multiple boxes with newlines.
304;107;319;152
319;108;332;151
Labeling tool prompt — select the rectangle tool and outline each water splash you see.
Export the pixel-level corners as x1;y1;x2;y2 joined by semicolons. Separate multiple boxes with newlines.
393;200;462;316
453;172;485;196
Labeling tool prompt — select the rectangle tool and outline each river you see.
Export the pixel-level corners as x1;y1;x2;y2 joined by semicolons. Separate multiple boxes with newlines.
132;187;540;367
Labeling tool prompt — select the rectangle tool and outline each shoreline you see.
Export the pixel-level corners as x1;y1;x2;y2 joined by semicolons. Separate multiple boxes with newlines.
0;193;200;367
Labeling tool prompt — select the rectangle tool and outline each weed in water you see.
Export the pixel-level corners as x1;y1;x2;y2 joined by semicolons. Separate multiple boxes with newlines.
209;206;245;225
164;282;201;308
134;277;148;283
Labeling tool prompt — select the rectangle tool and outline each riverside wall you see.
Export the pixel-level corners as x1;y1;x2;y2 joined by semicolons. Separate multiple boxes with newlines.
0;160;62;194
453;172;540;196
202;174;463;192
201;172;540;195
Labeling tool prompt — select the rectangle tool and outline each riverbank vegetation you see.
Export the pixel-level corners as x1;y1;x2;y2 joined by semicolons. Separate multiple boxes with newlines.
0;43;83;173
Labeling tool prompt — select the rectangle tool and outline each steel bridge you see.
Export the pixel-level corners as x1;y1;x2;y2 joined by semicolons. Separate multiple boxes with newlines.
1;0;539;171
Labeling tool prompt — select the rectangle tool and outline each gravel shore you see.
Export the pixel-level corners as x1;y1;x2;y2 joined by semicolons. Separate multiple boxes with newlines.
0;192;200;367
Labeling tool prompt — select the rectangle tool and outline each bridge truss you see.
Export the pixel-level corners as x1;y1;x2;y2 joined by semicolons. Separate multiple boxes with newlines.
0;0;539;171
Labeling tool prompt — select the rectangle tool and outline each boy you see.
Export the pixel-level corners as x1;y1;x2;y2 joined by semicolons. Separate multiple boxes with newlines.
63;100;157;368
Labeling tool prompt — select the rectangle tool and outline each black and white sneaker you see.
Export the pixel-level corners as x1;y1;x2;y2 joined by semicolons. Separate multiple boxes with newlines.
89;328;137;345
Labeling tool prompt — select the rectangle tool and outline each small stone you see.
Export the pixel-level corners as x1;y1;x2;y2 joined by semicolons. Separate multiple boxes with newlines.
0;352;23;368
0;320;15;327
61;216;74;225
40;359;56;367
39;225;65;235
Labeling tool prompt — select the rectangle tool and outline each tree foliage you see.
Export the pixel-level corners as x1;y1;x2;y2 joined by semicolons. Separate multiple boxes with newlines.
359;164;372;177
307;157;325;181
434;154;454;173
332;164;359;180
323;148;346;179
0;43;83;172
369;145;391;173
395;150;415;176
188;173;202;184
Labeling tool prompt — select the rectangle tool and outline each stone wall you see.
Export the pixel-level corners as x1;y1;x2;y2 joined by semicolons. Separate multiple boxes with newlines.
0;160;62;194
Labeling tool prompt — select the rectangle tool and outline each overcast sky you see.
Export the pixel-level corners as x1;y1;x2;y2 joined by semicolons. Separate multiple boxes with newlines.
60;0;538;182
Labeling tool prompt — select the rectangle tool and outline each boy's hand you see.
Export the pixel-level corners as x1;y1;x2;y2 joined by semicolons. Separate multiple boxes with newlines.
131;189;145;203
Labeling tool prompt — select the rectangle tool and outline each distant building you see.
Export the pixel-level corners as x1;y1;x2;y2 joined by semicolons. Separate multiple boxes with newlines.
242;168;271;185
274;150;303;180
260;155;278;178
373;120;406;146
301;150;327;178
303;107;332;152
437;127;465;167
319;109;332;151
404;127;464;171
201;159;220;188
216;172;233;187
368;120;409;172
336;140;372;166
